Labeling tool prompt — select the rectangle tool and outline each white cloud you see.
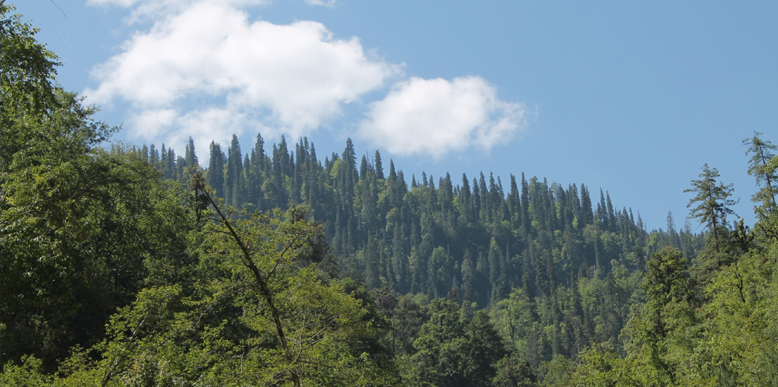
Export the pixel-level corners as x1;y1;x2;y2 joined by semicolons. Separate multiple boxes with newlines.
305;0;336;7
85;0;401;157
128;108;177;138
123;105;268;169
359;76;527;158
87;0;531;161
88;0;270;24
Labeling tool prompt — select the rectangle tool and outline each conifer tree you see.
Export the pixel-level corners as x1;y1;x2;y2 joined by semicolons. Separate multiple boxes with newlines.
185;136;198;169
685;164;737;255
374;150;384;180
165;146;176;179
149;143;159;166
207;141;225;199
224;135;244;207
744;132;778;234
580;185;594;226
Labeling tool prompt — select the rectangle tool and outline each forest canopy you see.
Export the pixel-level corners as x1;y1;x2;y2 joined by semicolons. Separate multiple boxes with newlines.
2;4;778;386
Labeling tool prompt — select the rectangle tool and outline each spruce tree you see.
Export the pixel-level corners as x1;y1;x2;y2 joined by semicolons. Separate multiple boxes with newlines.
185;136;198;169
207;141;225;199
744;132;778;229
374;150;384;180
685;163;737;255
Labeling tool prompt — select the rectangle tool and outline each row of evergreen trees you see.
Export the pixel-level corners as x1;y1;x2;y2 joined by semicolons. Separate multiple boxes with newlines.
8;5;778;384
138;133;704;365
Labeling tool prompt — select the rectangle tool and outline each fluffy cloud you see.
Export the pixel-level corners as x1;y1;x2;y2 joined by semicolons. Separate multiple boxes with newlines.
85;0;400;159
87;0;530;160
359;76;527;158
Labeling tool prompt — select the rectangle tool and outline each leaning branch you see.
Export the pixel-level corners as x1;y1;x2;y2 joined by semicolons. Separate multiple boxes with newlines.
191;174;300;386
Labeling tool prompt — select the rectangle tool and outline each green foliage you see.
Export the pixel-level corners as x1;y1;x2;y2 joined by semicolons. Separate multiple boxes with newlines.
744;132;778;210
491;288;537;359
493;356;537;387
571;161;778;387
0;3;60;162
536;355;574;387
685;164;737;256
0;5;192;370
618;247;698;386
571;342;635;387
134;125;680;385
744;132;778;240
13;4;778;385
409;299;506;386
0;356;52;387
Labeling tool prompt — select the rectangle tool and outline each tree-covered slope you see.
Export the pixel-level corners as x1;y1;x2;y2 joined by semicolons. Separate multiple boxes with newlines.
5;4;778;386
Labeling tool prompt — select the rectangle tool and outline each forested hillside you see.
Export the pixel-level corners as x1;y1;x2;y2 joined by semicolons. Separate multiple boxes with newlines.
3;4;778;386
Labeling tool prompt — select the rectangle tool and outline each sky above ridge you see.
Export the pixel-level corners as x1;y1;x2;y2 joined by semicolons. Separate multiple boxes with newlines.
15;0;778;230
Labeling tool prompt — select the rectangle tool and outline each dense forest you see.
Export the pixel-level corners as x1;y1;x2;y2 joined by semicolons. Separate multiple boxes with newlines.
3;4;778;386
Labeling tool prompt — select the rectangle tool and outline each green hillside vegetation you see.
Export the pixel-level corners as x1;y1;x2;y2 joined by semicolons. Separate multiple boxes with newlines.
3;5;778;386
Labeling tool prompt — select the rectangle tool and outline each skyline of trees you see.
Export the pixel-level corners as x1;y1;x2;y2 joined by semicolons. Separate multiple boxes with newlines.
5;3;778;385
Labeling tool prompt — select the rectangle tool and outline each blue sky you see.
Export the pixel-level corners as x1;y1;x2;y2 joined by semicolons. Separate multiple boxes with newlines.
15;0;778;230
